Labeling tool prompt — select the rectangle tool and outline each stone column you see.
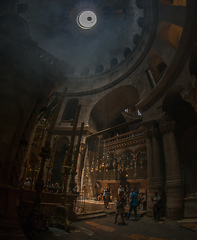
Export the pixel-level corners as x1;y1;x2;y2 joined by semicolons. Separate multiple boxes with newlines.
76;143;86;193
159;120;184;220
144;129;155;217
150;127;163;191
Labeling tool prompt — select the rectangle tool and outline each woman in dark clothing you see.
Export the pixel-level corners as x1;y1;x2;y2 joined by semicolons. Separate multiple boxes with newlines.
114;191;126;225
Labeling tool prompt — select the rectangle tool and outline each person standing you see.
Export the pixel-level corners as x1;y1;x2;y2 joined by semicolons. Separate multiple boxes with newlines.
126;188;138;221
114;191;127;225
151;192;161;221
104;187;110;209
125;184;130;205
118;185;123;195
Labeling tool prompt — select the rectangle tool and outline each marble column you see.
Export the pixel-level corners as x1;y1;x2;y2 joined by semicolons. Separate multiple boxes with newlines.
159;120;184;220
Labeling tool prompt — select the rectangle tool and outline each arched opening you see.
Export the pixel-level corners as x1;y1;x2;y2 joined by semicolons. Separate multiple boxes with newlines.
62;98;79;122
123;47;132;58
137;17;144;28
133;34;140;45
89;85;140;131
146;50;168;83
158;21;183;48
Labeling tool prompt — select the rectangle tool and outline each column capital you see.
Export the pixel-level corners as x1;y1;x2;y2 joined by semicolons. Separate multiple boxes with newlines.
149;127;159;138
143;129;151;139
159;120;176;135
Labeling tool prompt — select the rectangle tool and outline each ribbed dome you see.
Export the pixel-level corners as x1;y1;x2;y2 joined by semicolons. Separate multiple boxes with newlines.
21;0;147;76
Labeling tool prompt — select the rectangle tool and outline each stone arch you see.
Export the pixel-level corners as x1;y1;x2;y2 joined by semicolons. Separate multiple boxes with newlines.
158;21;183;48
136;149;147;167
89;85;140;131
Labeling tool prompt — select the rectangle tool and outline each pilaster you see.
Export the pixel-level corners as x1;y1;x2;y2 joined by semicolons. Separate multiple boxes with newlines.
159;119;184;220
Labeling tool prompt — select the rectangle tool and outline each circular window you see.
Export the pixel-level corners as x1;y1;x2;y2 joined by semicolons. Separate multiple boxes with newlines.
77;10;97;29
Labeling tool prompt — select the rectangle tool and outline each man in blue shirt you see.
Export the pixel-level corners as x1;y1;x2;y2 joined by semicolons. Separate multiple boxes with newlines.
126;188;138;221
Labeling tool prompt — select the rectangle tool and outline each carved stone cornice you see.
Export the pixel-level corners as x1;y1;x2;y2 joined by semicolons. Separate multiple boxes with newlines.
180;75;197;112
159;120;176;135
106;137;145;151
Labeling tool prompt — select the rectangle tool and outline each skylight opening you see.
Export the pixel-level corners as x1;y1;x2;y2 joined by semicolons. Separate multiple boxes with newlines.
77;10;97;30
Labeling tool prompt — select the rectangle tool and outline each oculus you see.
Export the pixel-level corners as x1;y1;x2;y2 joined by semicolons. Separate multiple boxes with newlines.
77;10;97;29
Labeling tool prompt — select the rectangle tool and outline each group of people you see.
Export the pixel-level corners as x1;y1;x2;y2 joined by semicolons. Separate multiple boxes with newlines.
115;187;138;224
115;185;162;225
97;187;111;209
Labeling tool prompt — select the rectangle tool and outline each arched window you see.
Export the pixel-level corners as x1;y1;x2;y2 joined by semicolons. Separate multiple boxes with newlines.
123;47;132;58
62;98;79;121
137;17;144;28
158;21;183;48
133;34;140;45
81;67;90;76
110;58;118;68
137;151;147;168
95;64;104;73
160;0;186;6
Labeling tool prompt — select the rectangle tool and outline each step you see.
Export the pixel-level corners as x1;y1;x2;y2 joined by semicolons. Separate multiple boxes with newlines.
76;212;107;221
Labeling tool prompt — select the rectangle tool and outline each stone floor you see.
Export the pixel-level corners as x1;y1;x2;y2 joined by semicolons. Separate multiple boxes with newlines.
37;213;197;240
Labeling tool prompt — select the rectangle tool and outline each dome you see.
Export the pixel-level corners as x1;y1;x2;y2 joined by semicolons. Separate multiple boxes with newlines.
21;0;154;90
